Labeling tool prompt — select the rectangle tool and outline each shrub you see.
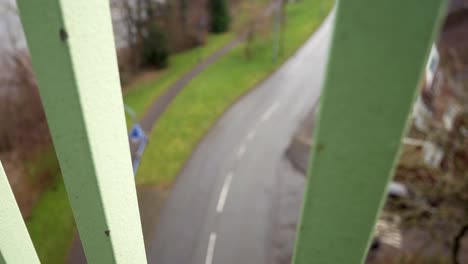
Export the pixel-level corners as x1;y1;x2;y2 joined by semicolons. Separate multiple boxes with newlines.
209;0;230;33
142;24;169;69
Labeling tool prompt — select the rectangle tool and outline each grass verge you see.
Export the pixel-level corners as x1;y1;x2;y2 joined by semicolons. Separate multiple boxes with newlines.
27;177;75;264
137;0;334;184
123;33;233;120
19;144;74;264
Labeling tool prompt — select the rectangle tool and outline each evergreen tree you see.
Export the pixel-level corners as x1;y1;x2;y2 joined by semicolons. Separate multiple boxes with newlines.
142;24;169;69
209;0;230;33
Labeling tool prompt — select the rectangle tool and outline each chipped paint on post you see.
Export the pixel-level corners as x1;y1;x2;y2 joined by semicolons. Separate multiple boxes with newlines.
16;0;147;263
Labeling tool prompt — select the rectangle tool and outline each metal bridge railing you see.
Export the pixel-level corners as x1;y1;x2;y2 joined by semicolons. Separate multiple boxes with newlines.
0;0;445;263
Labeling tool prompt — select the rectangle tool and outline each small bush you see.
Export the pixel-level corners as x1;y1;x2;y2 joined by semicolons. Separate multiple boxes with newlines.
209;0;230;33
142;24;169;69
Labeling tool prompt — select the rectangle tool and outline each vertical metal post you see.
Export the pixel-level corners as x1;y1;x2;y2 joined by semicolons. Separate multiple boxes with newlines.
272;0;285;63
17;0;147;263
293;1;446;263
0;162;40;263
272;0;281;63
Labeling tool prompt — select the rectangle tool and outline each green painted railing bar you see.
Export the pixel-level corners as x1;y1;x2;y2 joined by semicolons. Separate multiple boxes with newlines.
0;162;40;264
17;1;147;263
292;1;446;263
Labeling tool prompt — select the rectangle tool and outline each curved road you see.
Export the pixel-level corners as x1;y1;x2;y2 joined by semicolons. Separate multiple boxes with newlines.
148;12;334;264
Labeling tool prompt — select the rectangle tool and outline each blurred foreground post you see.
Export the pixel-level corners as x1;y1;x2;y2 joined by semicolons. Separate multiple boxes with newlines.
0;162;39;263
293;1;446;263
17;0;146;263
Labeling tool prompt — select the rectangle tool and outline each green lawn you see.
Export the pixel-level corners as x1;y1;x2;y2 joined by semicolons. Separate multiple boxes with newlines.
123;33;233;121
137;0;334;185
22;145;74;264
27;177;75;264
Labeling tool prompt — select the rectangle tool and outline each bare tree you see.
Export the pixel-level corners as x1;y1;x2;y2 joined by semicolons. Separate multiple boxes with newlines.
0;2;50;152
384;48;468;263
234;1;271;60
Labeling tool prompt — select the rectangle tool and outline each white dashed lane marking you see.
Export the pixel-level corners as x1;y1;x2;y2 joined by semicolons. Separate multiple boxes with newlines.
246;130;256;141
205;232;217;264
216;171;233;213
261;101;280;122
236;144;246;159
208;100;282;263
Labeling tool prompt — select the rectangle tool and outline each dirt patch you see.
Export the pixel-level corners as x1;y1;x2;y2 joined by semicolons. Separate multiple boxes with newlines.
1;152;36;217
137;185;171;249
1;143;59;218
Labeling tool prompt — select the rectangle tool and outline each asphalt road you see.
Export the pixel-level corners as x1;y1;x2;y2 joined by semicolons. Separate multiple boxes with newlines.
147;12;334;264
